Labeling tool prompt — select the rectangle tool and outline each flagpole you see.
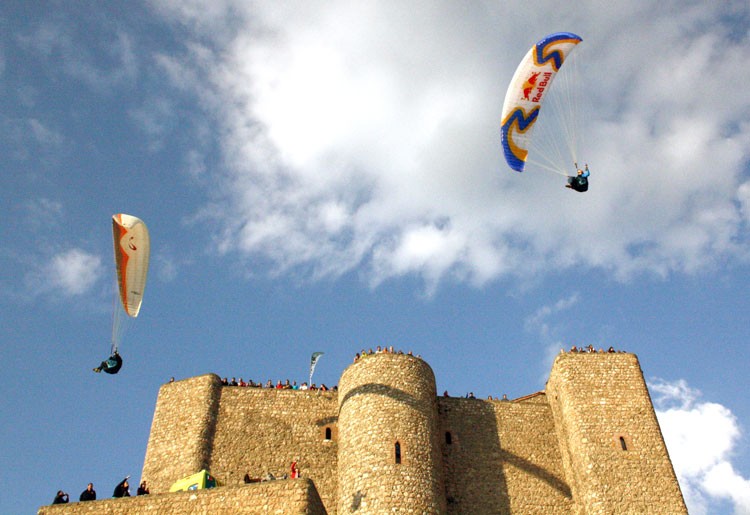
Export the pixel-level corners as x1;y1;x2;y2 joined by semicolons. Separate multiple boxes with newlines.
309;352;324;386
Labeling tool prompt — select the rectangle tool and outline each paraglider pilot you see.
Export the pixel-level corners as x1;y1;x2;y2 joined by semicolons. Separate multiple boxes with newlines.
566;163;589;192
93;350;123;374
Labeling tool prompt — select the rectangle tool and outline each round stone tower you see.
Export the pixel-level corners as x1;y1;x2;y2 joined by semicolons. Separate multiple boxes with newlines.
337;352;446;514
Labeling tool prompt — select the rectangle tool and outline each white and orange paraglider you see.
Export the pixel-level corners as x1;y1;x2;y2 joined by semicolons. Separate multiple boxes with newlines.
112;214;150;319
94;214;150;374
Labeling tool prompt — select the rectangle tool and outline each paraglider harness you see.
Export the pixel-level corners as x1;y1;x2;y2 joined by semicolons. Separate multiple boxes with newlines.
94;349;123;374
567;163;589;192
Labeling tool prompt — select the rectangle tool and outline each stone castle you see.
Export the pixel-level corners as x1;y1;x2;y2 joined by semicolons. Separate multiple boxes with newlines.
39;351;687;514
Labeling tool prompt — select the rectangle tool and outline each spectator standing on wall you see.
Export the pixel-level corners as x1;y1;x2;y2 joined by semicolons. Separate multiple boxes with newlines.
52;491;69;504
137;481;150;495
79;483;96;502
291;460;300;478
113;476;131;497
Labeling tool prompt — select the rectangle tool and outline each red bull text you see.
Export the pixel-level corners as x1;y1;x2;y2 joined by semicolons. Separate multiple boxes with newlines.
521;71;552;103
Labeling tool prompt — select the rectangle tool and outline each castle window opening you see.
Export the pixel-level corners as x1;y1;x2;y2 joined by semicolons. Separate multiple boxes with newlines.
395;441;402;464
445;431;452;445
325;427;332;440
613;433;632;451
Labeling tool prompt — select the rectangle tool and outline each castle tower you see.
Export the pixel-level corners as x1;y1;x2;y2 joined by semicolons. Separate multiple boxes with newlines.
337;353;447;514
141;374;222;493
546;352;687;514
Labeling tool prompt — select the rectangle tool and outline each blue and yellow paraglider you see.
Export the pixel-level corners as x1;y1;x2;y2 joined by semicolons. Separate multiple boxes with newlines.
500;32;584;180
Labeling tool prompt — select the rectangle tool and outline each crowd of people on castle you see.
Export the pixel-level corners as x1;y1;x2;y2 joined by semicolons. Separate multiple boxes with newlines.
442;390;512;401
353;346;421;361
220;377;337;392
564;345;625;353
51;478;149;505
54;460;302;505
168;346;425;391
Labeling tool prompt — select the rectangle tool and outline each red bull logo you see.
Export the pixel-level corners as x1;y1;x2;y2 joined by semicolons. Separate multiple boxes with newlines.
522;72;540;100
521;71;553;103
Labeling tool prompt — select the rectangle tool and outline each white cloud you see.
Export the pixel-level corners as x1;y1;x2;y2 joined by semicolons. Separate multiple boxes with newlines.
26;248;104;298
28;119;63;148
152;1;750;289
651;378;750;515
739;182;750;224
154;251;179;283
522;294;585;376
14;200;107;305
704;463;750;515
184;149;207;179
23;198;64;229
524;293;581;335
18;18;137;92
128;96;176;152
373;224;468;293
46;249;103;295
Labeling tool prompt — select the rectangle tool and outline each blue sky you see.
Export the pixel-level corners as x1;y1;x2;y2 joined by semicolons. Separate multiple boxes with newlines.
2;1;749;513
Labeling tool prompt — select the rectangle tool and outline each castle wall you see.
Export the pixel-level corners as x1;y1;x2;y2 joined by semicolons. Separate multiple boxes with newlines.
439;394;573;514
37;479;326;515
337;353;446;514
208;387;339;512
60;351;687;515
546;352;687;514
141;374;222;493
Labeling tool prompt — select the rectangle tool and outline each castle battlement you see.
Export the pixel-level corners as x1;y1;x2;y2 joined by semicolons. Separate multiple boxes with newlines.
39;351;687;514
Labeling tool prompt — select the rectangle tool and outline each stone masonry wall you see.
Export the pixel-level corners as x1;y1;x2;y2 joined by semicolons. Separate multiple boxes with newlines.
208;386;339;513
37;479;326;515
337;353;446;514
547;352;688;514
141;374;222;493
42;351;687;515
439;394;574;514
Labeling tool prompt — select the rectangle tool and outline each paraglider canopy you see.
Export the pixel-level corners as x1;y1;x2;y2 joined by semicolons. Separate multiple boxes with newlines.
108;214;150;359
500;32;583;173
112;214;150;318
